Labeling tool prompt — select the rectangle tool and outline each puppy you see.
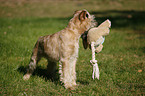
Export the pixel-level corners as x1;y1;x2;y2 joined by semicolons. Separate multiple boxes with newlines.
23;10;96;89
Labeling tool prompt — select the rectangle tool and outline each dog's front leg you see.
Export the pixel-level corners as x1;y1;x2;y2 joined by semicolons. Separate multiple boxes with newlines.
61;58;74;89
70;57;77;87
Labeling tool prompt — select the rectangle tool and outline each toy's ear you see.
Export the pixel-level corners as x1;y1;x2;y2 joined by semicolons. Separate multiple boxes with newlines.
81;31;88;49
98;19;111;28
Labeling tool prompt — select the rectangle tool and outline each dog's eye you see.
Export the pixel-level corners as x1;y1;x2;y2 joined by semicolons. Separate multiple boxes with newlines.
86;14;89;18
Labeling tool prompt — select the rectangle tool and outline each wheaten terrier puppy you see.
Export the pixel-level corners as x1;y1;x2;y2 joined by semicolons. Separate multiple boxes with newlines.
23;10;96;89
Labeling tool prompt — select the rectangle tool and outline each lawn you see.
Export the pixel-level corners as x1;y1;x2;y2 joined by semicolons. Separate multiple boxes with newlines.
0;0;144;95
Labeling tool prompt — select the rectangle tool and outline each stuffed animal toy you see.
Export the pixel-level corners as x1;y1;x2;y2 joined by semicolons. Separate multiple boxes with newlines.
81;19;111;80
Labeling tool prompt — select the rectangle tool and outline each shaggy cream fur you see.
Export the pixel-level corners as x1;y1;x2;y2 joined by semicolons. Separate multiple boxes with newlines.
23;10;96;90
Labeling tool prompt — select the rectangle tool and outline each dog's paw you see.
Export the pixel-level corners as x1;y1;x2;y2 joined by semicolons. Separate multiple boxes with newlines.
23;74;31;80
68;84;78;90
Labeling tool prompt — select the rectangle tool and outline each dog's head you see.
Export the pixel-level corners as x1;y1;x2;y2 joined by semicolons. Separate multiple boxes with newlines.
68;10;97;34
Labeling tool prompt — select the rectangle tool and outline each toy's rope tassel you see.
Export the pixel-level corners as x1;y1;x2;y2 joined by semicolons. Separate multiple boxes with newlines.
90;42;99;80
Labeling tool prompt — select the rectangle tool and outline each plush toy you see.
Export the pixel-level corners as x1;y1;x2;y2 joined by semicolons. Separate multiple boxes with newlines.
81;19;111;80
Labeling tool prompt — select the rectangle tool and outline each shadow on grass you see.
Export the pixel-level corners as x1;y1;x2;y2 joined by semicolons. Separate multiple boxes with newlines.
91;10;145;32
18;66;90;85
77;80;89;85
17;66;60;85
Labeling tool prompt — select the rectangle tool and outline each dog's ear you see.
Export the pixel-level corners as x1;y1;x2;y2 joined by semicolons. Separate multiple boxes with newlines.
79;10;89;21
81;31;88;49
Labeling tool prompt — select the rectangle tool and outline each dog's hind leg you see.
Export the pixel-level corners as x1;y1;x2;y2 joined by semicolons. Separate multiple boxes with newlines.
23;39;42;80
47;61;57;76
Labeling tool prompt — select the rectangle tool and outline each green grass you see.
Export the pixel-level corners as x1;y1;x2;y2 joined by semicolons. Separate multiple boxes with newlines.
0;0;145;95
